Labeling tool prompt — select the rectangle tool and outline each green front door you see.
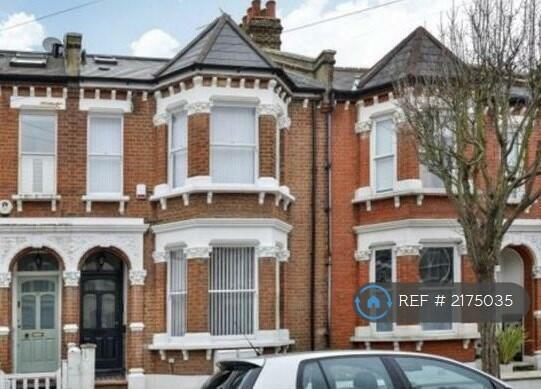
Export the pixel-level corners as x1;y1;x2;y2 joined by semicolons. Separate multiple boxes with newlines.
17;277;59;373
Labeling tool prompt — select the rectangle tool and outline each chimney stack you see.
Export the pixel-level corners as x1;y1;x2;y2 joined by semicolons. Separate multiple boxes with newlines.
63;32;82;77
241;1;282;51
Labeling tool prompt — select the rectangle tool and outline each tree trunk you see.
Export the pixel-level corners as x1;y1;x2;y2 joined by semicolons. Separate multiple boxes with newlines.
479;322;500;377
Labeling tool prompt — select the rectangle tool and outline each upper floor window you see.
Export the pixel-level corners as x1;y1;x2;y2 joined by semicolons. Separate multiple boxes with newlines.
88;115;123;195
209;246;256;336
169;111;188;189
211;106;257;184
374;248;394;332
420;165;444;189
20;112;56;195
373;118;395;192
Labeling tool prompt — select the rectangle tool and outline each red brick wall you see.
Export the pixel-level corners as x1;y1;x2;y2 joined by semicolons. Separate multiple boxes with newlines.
259;115;277;178
186;259;208;333
188;114;210;177
259;258;277;330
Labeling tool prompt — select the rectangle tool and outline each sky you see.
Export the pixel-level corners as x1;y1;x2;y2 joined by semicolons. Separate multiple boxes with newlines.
0;0;466;68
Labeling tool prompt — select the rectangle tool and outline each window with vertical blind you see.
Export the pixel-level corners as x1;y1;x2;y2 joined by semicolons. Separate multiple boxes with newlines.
211;107;257;184
374;249;394;332
20;112;56;195
88;115;123;195
209;246;256;336
168;249;187;336
373;118;395;192
169;111;187;188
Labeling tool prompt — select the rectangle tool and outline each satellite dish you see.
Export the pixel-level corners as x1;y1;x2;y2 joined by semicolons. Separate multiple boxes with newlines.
42;37;62;53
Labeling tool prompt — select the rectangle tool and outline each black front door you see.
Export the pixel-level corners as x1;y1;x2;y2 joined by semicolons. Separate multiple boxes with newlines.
80;252;124;374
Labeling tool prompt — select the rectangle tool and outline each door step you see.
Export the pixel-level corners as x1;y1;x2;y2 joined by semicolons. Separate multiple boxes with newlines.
95;376;127;389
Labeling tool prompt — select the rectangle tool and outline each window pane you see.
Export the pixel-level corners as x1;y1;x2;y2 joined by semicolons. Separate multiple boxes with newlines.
172;150;187;188
171;112;187;149
300;361;328;389
89;156;121;193
375;156;394;192
395;357;492;389
170;249;187;337
375;249;393;332
40;294;55;329
209;247;255;336
89;116;122;155
21;114;55;154
420;165;444;189
21;295;36;330
211;146;255;184
375;119;394;156
319;356;395;389
101;294;116;328
21;155;55;194
83;294;97;329
211;107;255;145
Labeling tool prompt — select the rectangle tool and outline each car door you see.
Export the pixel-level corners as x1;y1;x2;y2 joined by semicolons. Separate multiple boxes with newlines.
387;356;507;389
297;356;397;389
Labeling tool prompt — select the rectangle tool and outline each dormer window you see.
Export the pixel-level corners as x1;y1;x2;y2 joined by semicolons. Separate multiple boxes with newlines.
210;106;257;184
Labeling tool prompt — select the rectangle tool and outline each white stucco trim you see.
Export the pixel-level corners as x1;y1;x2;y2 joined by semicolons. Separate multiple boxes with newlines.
0;326;10;336
351;323;479;343
79;98;133;113
355;98;402;134
63;324;79;334
153;76;290;129
149;329;293;353
0;217;147;273
150;176;294;210
130;322;145;332
10;95;66;110
152;218;291;262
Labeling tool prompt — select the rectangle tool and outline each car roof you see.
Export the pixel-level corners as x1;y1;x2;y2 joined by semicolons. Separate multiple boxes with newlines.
223;350;509;387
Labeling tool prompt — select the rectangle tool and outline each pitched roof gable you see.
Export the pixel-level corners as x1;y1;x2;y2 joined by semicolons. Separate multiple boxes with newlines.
357;26;455;92
156;13;276;78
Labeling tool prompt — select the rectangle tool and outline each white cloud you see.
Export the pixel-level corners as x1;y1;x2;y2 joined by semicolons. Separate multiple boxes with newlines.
0;12;45;51
280;0;458;67
130;29;179;58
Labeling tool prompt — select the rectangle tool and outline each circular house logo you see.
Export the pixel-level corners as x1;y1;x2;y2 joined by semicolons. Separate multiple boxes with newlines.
353;284;393;321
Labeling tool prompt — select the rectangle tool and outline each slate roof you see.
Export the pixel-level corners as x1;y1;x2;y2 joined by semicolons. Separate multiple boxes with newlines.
333;67;367;91
0;51;66;78
356;26;456;92
156;13;276;77
82;54;167;80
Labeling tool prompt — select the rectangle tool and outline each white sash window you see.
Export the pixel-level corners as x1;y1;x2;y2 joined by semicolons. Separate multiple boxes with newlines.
87;115;123;195
20;112;57;195
169;111;188;189
209;246;256;336
168;249;187;337
211;107;257;184
373;118;395;192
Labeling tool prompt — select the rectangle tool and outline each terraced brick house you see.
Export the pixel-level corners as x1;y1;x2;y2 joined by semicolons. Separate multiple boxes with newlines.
0;0;540;387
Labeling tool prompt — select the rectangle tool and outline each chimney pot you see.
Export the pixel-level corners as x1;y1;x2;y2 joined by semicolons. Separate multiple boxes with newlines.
266;1;276;18
252;0;261;16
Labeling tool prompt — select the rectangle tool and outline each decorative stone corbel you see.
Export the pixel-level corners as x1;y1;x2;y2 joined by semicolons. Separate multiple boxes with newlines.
63;271;81;287
533;265;541;279
153;113;167;126
185;246;211;259
0;272;11;288
354;250;371;262
129;270;147;286
395;245;421;257
355;119;372;134
152;251;167;264
186;102;211;116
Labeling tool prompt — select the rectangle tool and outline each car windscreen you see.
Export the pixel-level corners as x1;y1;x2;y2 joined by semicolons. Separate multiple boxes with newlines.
202;363;262;389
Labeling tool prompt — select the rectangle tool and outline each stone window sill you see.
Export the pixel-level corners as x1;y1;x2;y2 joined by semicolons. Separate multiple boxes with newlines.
148;329;294;360
353;179;447;211
82;194;130;214
12;194;61;212
150;176;295;210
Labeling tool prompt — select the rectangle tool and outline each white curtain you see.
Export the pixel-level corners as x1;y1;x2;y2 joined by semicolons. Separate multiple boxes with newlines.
169;249;187;337
20;113;56;194
211;107;256;184
374;119;395;192
88;116;122;194
170;112;187;188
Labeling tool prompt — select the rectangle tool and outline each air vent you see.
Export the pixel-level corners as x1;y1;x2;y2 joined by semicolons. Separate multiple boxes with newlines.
94;56;118;65
10;54;47;68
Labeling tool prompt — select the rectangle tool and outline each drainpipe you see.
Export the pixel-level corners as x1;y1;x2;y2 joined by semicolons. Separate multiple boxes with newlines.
310;101;317;351
326;104;333;350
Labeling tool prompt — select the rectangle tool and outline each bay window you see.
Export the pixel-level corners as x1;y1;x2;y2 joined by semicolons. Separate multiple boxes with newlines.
209;246;256;336
211;106;257;184
20;112;56;195
373;118;395;192
374;248;394;332
169;111;188;188
420;164;444;189
168;249;187;336
87;115;123;195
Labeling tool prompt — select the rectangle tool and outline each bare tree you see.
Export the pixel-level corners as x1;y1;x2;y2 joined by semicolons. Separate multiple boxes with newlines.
395;0;541;377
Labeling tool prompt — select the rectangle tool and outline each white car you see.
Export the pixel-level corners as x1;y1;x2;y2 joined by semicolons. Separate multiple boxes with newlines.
202;350;511;389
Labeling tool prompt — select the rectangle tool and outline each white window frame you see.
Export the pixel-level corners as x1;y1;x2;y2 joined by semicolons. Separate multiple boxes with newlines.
210;103;259;185
369;245;397;333
18;110;58;196
168;110;188;189
418;243;461;333
86;113;124;196
208;243;259;338
167;246;187;338
370;115;397;193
